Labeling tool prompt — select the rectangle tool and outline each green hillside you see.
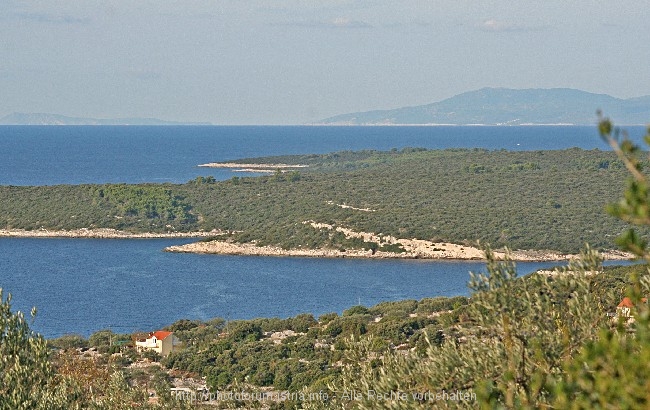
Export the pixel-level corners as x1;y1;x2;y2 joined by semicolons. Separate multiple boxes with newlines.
0;147;642;253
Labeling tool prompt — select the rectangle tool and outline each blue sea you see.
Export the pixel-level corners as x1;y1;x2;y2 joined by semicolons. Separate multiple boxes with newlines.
0;125;641;338
0;125;646;186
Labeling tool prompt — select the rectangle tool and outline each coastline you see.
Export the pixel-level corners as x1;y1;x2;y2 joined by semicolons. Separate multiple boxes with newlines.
197;162;310;174
163;239;633;262
197;162;308;169
0;228;224;239
0;227;633;261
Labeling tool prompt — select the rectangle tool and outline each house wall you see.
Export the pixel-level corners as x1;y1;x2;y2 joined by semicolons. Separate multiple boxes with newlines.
136;337;163;355
160;336;173;356
617;306;631;317
135;334;178;356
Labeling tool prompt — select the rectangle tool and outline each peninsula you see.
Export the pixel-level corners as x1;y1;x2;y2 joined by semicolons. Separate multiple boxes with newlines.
0;148;641;260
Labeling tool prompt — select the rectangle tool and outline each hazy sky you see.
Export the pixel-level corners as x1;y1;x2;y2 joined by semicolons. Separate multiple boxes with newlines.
1;1;649;124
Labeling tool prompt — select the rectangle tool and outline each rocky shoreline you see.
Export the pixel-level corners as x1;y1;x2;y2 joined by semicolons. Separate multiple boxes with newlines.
0;227;633;261
197;162;308;169
197;162;309;174
163;239;634;262
0;228;224;239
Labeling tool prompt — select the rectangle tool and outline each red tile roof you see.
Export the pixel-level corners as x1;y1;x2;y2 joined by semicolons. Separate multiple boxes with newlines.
617;297;648;308
152;331;173;340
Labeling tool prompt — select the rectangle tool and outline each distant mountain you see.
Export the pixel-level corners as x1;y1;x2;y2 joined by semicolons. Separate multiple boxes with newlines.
0;112;211;126
316;88;650;125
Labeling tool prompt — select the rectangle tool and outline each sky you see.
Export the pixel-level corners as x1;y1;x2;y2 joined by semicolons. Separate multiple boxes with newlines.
1;1;649;124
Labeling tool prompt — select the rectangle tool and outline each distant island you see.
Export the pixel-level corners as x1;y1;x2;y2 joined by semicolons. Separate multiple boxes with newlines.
316;88;650;126
0;112;211;126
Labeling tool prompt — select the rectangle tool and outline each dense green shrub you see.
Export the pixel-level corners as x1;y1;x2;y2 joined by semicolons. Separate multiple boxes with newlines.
0;147;642;253
48;334;88;350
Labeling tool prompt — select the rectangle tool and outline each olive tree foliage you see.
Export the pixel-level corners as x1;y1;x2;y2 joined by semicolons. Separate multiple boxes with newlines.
465;248;604;408
0;289;74;409
548;118;650;408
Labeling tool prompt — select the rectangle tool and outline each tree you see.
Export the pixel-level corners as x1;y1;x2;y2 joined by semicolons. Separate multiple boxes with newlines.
548;118;650;408
89;329;116;349
0;289;73;409
228;320;263;342
48;334;88;350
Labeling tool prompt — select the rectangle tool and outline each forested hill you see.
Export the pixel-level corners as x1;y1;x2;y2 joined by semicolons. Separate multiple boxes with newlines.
0;147;643;253
317;88;650;125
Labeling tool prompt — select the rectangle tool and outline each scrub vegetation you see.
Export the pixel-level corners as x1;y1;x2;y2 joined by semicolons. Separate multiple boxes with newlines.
3;256;646;409
0;147;644;253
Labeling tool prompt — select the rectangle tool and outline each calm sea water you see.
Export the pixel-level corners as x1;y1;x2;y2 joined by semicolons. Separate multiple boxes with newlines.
0;126;639;338
1;237;578;338
0;125;645;185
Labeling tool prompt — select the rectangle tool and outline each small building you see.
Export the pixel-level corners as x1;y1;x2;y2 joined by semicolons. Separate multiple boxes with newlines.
616;297;648;318
134;331;180;356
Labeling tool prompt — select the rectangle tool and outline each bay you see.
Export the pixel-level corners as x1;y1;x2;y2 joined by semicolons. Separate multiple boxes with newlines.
0;125;639;338
1;237;584;339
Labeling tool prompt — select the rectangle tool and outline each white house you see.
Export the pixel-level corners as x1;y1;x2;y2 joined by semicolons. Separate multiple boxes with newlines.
616;297;648;318
135;331;180;356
